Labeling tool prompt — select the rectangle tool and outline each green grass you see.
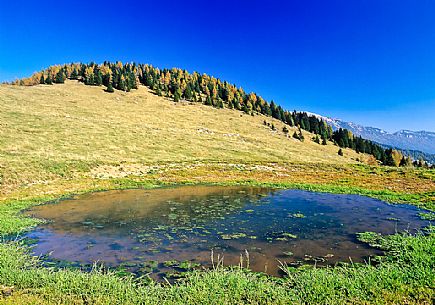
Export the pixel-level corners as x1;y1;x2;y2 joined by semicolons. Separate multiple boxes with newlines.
0;227;433;304
0;182;433;303
0;81;434;304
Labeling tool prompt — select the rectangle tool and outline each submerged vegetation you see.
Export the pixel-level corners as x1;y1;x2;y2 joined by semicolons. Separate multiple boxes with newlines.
0;181;433;304
0;225;433;304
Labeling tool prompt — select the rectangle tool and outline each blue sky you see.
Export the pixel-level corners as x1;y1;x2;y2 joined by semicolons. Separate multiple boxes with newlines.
1;0;434;132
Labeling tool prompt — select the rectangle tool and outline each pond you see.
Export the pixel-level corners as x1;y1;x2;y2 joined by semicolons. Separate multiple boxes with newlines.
24;186;429;279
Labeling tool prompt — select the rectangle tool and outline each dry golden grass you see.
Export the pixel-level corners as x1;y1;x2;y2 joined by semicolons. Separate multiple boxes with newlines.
0;80;370;196
0;80;434;305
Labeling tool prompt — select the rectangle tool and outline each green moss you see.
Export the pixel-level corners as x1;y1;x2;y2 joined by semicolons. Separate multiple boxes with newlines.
419;212;435;221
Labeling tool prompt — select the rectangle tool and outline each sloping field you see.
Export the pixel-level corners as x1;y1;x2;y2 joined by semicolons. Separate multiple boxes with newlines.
0;80;366;195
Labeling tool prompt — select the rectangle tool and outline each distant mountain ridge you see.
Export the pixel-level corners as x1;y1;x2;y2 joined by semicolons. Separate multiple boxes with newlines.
306;112;435;154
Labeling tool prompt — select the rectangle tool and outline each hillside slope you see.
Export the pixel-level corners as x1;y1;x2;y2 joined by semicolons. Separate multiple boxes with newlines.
0;81;367;194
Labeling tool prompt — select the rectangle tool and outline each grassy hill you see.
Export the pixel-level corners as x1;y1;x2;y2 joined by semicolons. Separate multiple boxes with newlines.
0;80;434;304
0;80;369;195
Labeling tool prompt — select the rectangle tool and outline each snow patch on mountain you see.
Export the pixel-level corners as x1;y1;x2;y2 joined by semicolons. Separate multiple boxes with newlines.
302;111;435;154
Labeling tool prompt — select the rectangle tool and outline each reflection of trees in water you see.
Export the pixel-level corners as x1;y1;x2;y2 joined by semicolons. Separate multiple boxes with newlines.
27;186;275;234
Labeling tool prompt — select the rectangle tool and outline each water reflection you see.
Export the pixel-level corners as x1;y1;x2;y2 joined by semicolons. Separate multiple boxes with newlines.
25;186;429;278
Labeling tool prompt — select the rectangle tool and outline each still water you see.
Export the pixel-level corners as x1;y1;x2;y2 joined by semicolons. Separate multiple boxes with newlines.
25;186;429;278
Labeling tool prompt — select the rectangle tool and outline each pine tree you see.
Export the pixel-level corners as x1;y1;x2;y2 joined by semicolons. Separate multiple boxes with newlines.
205;95;212;106
338;148;343;156
282;126;289;134
292;131;300;140
298;127;304;141
322;138;327;145
55;70;65;83
399;156;411;167
45;74;53;85
216;99;224;108
184;85;193;100
174;88;182;102
40;74;45;84
70;68;78;79
384;149;396;166
118;75;127;91
156;87;162;96
106;82;114;93
95;71;103;86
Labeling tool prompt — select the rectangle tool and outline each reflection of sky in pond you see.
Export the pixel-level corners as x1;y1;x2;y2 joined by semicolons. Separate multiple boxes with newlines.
25;186;429;278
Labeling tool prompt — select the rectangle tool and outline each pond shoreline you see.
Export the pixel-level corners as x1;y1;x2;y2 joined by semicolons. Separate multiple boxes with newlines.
0;178;434;304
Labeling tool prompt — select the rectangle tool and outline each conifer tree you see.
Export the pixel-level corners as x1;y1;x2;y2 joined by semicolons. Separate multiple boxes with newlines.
205;95;212;106
40;74;45;84
55;70;65;83
156;87;162;96
282;126;289;134
338;148;343;156
216;99;224;108
184;85;193;100
118;75;127;91
106;82;114;93
70;68;78;79
45;74;53;85
174;88;182;102
95;71;103;86
384;149;396;166
298;127;304;141
399;156;412;167
293;131;300;140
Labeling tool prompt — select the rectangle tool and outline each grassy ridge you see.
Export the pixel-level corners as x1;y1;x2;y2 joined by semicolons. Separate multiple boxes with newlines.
0;81;434;304
0;81;369;195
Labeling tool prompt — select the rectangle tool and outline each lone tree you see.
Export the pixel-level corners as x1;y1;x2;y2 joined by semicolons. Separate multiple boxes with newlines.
338;148;344;156
293;131;301;141
282;126;289;134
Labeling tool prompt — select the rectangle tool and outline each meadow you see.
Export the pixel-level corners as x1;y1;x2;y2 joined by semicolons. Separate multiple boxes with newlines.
0;81;434;304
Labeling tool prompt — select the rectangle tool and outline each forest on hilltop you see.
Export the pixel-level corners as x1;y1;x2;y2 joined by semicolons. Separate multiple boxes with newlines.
12;61;431;168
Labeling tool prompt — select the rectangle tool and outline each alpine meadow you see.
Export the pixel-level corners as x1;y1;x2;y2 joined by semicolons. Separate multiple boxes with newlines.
1;1;435;304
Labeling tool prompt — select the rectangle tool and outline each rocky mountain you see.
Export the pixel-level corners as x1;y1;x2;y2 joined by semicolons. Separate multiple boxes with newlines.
306;112;435;154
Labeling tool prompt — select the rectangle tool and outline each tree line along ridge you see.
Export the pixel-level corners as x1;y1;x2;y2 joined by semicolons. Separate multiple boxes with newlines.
11;61;427;168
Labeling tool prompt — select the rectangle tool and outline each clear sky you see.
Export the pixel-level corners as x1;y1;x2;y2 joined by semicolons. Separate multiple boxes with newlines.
1;0;434;132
